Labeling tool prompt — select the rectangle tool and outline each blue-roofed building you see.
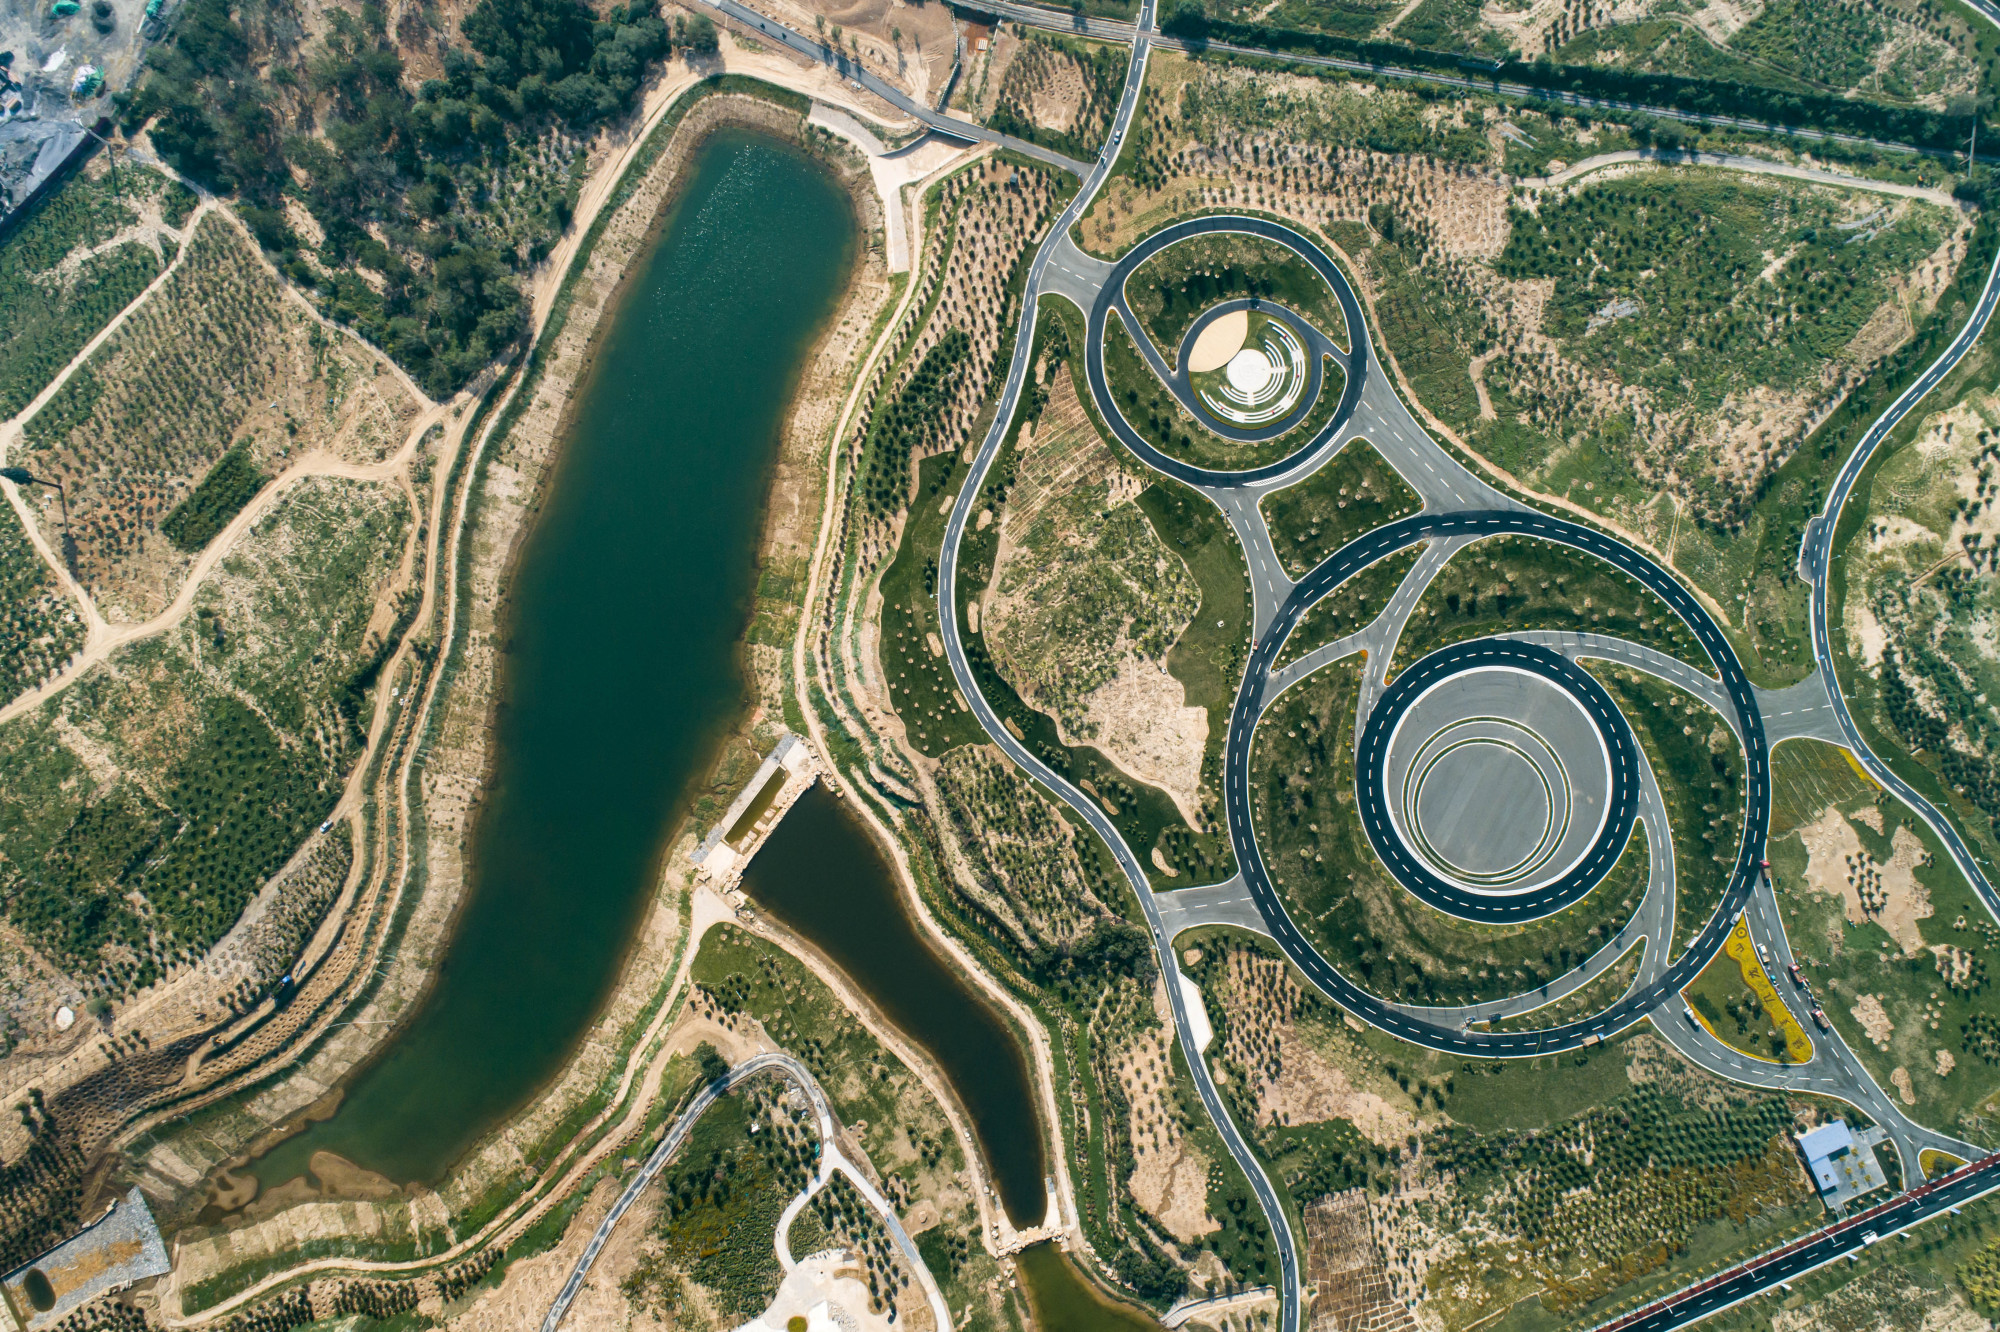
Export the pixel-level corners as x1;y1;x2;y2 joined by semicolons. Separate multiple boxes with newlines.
1795;1120;1890;1211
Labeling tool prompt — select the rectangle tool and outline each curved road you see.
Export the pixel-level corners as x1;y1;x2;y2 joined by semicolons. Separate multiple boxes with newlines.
1353;637;1640;922
844;4;2000;1329
542;1052;949;1332
1800;239;2000;930
701;0;1092;176
928;8;1319;1331
1222;509;1768;1052
1084;213;1370;486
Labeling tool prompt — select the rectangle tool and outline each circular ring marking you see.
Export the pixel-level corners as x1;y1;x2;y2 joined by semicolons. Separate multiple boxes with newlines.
1355;639;1640;923
1403;731;1562;885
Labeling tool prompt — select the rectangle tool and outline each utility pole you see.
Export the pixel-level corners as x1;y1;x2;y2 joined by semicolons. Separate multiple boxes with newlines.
1;467;77;575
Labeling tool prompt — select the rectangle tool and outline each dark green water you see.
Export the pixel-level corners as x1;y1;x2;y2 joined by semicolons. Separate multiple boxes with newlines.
1016;1242;1167;1331
252;129;855;1190
742;783;1049;1226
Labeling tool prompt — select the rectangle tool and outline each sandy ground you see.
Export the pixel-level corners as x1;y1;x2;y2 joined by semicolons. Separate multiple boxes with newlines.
739;1255;898;1332
1797;808;1933;956
1116;982;1214;1243
1186;309;1248;374
1850;993;1895;1050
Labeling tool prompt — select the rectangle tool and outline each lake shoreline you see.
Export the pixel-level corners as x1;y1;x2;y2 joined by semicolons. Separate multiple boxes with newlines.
151;83;896;1295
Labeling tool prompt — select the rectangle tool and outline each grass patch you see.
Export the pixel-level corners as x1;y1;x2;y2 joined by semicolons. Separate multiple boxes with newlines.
0;478;405;991
1590;667;1745;955
877;450;988;757
691;925;967;1190
1492;941;1642;1034
1273;545;1421;670
904;314;1236;884
1260;438;1420;578
0;503;84;703
160;446;270;553
1103;317;1314;472
1773;790;2000;1149
1770;736;1878;838
986;33;1126;162
1252;656;1647;1007
1391;534;1710;675
1126;232;1349;360
1495;176;1946;417
622;1077;808;1322
1682;916;1809;1064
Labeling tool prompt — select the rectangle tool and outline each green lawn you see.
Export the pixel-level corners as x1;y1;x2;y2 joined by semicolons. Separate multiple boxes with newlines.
1104;318;1321;472
1391;534;1711;676
1589;665;1745;955
1274;546;1421;670
1251;657;1648;1007
1125;232;1350;360
1260;439;1420;578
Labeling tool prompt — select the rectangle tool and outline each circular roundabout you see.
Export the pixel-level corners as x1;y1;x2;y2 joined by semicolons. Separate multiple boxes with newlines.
1356;640;1639;923
1085;215;1368;486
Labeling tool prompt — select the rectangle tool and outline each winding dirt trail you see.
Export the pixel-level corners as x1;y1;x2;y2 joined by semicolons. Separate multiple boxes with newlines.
0;398;454;727
0;190;446;726
1519;148;1966;210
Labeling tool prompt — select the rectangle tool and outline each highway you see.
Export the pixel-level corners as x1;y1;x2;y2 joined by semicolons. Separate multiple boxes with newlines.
954;0;1991;169
1588;1151;2000;1332
699;0;1094;176
734;0;2000;1322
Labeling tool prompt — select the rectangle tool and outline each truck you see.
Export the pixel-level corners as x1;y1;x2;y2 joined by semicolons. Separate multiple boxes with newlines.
1812;1008;1831;1031
1789;962;1805;986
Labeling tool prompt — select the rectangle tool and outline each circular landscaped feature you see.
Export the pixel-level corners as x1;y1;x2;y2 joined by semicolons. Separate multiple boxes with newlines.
1355;639;1639;922
1189;311;1308;427
1386;668;1606;892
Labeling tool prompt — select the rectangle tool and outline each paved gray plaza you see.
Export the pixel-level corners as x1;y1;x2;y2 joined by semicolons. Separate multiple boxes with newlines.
1383;666;1608;894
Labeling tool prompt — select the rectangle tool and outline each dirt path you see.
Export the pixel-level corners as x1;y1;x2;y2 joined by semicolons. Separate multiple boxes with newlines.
1520;149;1966;211
0;185;442;724
0;198;220;646
0;397;453;727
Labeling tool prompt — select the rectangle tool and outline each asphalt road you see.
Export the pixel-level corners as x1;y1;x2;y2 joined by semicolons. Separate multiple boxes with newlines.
1799;239;2000;939
1591;1152;2000;1332
1222;510;1770;1053
957;0;1990;169
1081;214;1369;486
928;9;1312;1330
542;1052;949;1332
862;4;2000;1326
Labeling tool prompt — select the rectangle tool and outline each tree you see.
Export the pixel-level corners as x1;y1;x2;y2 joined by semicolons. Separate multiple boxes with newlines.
1162;0;1208;42
686;12;719;55
695;1041;730;1084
